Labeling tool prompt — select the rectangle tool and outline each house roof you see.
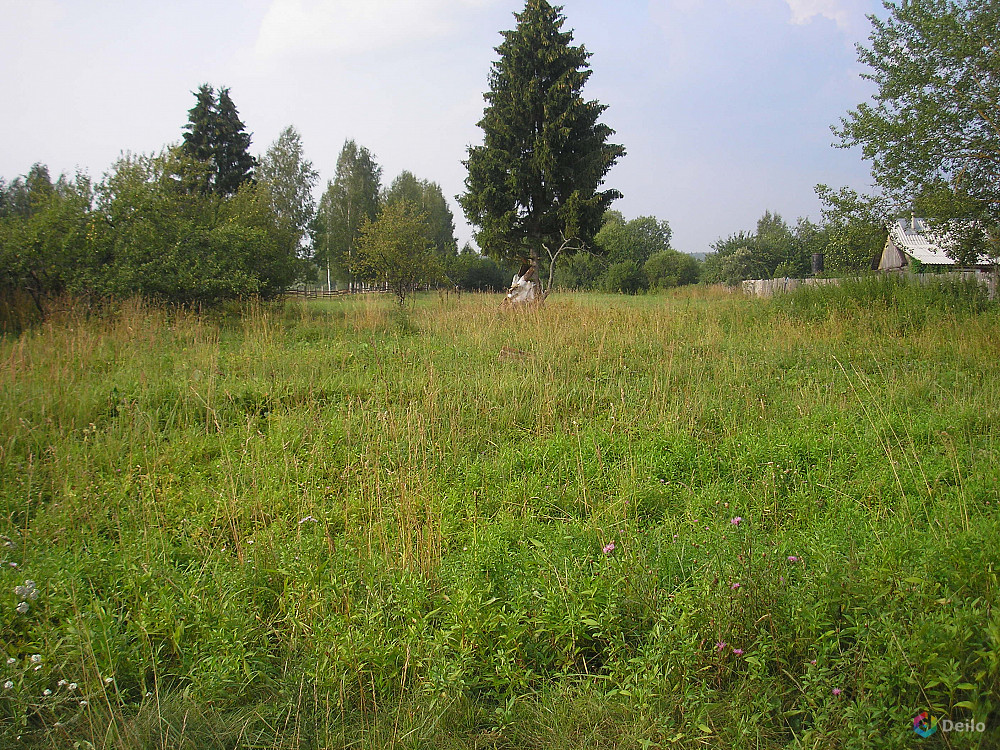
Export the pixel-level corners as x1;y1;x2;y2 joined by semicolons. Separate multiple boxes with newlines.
886;217;958;265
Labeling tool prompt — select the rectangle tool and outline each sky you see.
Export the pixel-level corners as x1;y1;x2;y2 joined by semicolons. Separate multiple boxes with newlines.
1;0;885;255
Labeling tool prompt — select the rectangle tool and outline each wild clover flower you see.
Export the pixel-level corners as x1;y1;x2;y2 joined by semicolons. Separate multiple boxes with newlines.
15;602;28;614
787;556;799;563
731;582;741;590
602;542;615;554
833;687;843;697
715;641;727;651
730;517;742;526
732;648;744;656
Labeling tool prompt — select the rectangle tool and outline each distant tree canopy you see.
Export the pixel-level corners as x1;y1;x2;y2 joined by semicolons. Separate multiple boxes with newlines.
382;171;457;257
1;87;309;316
459;0;624;293
558;211;699;292
313;140;382;287
702;211;831;285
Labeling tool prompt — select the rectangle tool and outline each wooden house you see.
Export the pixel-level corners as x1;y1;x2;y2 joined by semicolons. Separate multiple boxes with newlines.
876;216;993;271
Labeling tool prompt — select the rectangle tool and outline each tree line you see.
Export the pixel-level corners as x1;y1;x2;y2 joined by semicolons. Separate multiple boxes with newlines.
0;83;513;320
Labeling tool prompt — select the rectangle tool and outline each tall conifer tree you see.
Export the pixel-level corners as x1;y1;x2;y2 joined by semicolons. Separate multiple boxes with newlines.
214;88;256;196
459;0;624;296
181;84;256;197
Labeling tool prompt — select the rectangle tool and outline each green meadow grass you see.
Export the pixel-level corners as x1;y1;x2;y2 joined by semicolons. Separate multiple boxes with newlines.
1;283;998;748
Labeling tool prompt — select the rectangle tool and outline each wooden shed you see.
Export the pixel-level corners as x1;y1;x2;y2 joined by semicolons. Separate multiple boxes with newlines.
876;216;992;271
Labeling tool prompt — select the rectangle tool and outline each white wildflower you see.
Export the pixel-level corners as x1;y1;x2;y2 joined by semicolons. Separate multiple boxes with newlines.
3;681;12;689
15;602;28;614
30;654;41;664
68;682;77;691
43;689;51;696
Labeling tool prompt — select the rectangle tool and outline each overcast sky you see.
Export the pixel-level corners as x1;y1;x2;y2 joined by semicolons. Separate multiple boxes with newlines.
1;0;884;255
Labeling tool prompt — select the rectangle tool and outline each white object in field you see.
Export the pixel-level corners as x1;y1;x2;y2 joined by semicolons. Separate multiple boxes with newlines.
506;273;538;305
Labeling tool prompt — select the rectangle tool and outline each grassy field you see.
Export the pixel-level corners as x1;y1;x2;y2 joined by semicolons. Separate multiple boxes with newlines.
1;282;998;748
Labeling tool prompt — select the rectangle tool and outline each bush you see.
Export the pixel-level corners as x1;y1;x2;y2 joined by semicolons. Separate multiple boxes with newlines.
601;261;647;294
644;249;700;289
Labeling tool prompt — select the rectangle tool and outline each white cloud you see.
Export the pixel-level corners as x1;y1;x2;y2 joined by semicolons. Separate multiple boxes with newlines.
785;0;849;29
255;0;496;59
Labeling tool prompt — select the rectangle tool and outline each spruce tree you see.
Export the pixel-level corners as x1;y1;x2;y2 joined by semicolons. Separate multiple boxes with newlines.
214;87;256;197
181;84;218;194
459;0;624;297
181;84;256;196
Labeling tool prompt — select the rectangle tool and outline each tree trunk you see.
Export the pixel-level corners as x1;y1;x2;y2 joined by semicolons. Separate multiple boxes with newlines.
503;247;541;307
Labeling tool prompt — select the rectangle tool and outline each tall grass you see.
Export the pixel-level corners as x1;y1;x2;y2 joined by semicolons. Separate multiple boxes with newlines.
1;288;998;748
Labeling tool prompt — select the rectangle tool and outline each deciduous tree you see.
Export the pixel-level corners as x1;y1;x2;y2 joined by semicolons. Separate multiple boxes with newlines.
835;0;1000;262
355;201;439;305
314;140;381;288
257;125;319;253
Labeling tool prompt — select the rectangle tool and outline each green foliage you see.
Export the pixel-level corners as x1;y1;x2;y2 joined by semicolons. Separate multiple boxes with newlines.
87;150;297;303
774;273;996;326
644;249;700;289
0;166;92;315
704;211;824;284
594;213;671;266
256;125;319;256
815;184;889;272
836;0;1000;264
180;84;256;197
447;248;508;291
558;250;606;290
601;260;646;294
459;0;625;274
383;171;458;257
355;200;441;304
313;140;382;286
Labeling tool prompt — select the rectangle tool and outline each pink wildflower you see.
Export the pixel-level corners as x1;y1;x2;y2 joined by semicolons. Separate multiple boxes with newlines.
787;556;798;563
602;542;615;555
833;688;843;697
732;648;744;656
730;517;742;526
731;582;740;590
715;641;727;651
